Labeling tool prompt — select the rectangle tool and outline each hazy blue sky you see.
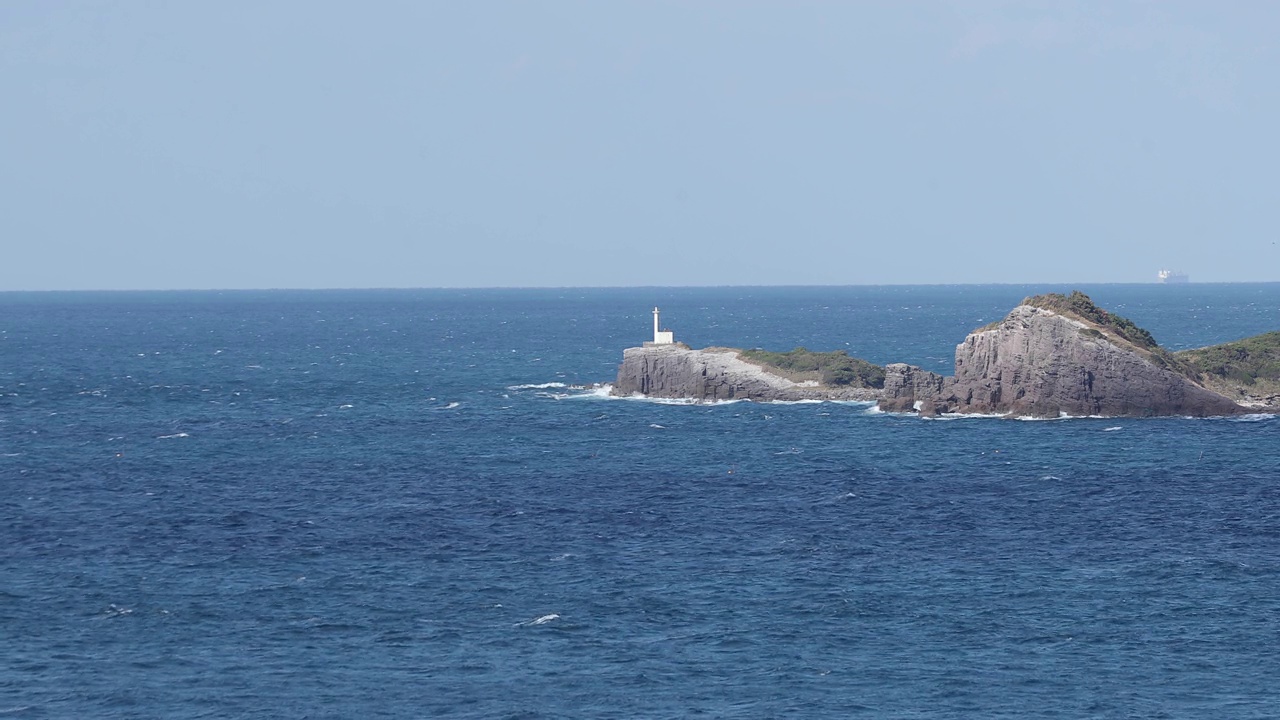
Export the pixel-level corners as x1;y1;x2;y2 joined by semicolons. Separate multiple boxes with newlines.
3;1;1278;290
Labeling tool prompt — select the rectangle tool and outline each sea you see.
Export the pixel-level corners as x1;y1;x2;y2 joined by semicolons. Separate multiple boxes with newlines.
3;284;1279;719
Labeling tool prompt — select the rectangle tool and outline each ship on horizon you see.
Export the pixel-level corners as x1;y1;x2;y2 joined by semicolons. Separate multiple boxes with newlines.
1158;269;1190;283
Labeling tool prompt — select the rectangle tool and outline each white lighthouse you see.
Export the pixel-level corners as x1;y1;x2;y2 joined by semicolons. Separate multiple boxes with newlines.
650;307;674;345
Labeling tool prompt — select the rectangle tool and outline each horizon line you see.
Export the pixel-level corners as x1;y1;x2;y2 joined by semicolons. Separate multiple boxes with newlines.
3;280;1280;294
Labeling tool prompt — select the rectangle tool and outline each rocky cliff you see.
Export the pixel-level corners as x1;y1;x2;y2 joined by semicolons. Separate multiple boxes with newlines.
612;345;880;402
879;293;1249;418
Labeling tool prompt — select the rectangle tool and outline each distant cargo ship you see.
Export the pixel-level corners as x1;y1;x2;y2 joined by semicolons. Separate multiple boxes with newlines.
1158;269;1189;283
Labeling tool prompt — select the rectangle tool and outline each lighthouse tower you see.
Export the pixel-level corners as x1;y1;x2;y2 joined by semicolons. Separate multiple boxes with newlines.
651;307;674;345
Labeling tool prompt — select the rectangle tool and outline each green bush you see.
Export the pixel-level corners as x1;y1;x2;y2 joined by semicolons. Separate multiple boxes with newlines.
1026;291;1158;349
1178;331;1280;385
740;347;886;388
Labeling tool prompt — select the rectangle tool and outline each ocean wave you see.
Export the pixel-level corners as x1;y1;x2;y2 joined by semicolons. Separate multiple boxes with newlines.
1228;413;1276;422
507;382;568;390
517;613;560;627
762;398;826;405
156;432;190;439
642;396;745;406
542;385;746;405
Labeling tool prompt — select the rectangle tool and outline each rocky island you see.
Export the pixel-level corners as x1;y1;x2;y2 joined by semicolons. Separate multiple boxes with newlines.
612;344;883;402
611;293;1280;417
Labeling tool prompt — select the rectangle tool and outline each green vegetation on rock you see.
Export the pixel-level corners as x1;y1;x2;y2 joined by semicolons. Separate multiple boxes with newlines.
739;347;885;388
1023;291;1200;378
1177;332;1280;386
1024;291;1158;349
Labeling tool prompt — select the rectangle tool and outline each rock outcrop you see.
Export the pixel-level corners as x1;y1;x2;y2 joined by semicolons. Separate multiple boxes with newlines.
879;296;1249;418
879;364;947;415
612;345;880;402
611;292;1258;417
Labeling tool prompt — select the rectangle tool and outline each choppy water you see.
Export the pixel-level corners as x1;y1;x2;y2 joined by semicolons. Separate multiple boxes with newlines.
3;284;1280;718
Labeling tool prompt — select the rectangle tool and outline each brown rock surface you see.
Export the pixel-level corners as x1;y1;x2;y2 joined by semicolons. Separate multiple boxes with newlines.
611;345;879;402
878;300;1248;418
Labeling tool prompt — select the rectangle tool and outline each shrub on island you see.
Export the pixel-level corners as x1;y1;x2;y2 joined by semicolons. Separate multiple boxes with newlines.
739;347;885;388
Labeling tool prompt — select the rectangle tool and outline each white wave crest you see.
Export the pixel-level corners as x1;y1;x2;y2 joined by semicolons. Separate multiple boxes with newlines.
1228;413;1275;422
157;432;189;439
540;385;614;401
518;613;560;627
507;382;568;390
762;398;826;405
546;385;745;405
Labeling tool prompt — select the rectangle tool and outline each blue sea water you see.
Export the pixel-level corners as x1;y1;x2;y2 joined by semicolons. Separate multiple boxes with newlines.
3;284;1280;719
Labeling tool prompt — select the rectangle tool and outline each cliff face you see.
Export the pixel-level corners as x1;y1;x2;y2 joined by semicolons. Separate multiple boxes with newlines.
612;345;879;402
880;303;1248;418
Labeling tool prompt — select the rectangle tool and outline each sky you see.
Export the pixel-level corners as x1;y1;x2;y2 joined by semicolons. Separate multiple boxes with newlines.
2;1;1278;290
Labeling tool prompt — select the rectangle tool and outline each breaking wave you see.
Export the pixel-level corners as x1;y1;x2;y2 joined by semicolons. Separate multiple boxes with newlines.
507;382;568;390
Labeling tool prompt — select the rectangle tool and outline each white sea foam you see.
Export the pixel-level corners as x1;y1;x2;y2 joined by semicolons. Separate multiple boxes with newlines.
443;402;461;409
339;404;354;409
507;382;568;390
649;424;666;429
922;412;1011;421
547;385;614;400
1103;426;1123;432
763;398;825;405
1228;413;1275;422
561;387;744;405
156;432;190;439
518;613;560;626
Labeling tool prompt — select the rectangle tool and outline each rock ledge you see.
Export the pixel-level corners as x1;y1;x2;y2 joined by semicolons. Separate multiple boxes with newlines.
878;301;1247;418
611;345;879;403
